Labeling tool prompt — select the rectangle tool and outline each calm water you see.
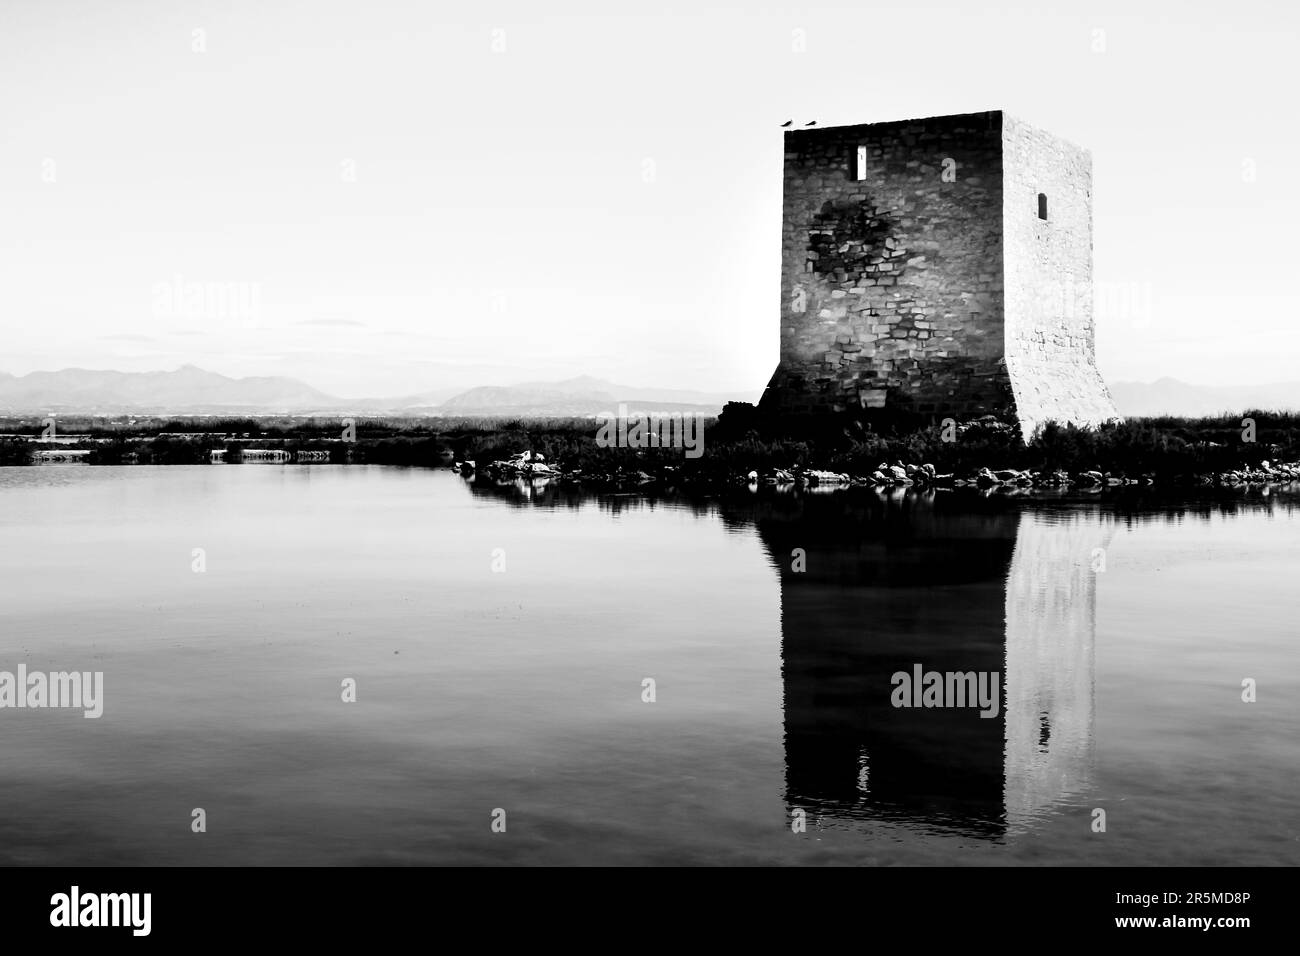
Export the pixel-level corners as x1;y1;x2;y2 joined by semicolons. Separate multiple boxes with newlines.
0;465;1297;866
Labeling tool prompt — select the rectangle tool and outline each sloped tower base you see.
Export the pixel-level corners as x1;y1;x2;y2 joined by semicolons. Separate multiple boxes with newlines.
1005;353;1119;441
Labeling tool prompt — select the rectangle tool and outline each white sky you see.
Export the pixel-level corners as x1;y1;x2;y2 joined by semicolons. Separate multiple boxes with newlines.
1;0;1295;397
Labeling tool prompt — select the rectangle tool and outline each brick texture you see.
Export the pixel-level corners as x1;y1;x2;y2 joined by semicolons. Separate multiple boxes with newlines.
759;110;1119;440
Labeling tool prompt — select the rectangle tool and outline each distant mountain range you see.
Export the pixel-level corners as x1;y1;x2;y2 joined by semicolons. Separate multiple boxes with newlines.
0;365;339;412
0;367;758;417
1108;378;1300;417
437;375;753;417
3;366;1294;419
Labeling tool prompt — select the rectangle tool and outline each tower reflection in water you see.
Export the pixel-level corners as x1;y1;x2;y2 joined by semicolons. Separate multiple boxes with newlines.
754;488;1110;839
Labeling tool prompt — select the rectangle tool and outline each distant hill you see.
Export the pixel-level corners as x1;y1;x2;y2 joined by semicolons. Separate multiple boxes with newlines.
17;365;1300;420
10;365;1298;420
0;365;340;414
507;375;755;407
1110;378;1300;418
437;376;756;417
0;367;761;417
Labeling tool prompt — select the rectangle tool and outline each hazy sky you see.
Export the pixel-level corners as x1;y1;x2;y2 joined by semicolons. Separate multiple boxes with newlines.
1;0;1295;397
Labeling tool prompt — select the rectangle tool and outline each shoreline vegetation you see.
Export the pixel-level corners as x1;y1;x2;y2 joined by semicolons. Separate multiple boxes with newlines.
2;403;1299;492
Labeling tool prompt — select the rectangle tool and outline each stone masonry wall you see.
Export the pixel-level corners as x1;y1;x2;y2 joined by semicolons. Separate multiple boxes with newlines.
1002;115;1119;439
760;111;1014;418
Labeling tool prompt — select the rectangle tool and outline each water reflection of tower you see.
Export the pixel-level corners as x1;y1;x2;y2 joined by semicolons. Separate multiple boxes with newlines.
746;490;1104;839
1003;512;1108;830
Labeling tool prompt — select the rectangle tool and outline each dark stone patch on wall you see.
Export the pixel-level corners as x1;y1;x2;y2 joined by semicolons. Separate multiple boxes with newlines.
807;199;896;282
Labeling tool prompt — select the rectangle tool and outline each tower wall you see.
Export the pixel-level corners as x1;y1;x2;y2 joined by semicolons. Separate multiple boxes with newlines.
1002;115;1119;439
760;111;1014;418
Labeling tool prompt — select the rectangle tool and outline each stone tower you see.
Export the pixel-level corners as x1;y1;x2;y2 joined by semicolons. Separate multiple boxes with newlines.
758;110;1119;440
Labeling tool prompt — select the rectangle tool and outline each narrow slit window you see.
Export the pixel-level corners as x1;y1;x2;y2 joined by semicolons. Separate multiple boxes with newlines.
856;146;867;181
1037;193;1048;220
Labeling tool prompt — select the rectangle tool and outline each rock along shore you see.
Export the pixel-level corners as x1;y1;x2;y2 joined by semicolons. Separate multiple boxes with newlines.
459;450;1300;492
